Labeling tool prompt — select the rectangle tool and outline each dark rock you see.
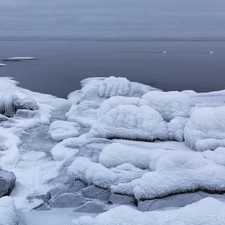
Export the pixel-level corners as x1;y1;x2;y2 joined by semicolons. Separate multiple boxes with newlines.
27;192;51;203
69;179;86;192
0;169;16;197
33;202;51;210
49;193;84;208
82;185;111;201
107;193;135;205
138;192;219;211
73;200;106;213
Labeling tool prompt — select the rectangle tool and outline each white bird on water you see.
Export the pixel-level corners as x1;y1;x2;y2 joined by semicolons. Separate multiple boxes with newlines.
209;51;214;55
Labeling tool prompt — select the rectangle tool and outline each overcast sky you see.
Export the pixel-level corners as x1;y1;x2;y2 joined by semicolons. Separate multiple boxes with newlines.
1;0;225;37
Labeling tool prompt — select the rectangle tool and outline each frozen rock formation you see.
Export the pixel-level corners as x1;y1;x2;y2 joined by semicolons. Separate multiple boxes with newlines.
184;106;225;151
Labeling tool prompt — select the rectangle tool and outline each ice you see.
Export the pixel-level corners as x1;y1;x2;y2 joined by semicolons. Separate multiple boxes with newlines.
0;197;18;225
4;57;35;61
49;120;80;141
69;197;225;225
184;106;225;151
51;137;80;161
0;63;7;67
142;91;193;121
90;105;168;141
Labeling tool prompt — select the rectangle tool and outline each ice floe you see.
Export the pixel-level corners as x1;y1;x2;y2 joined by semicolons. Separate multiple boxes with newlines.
3;57;35;61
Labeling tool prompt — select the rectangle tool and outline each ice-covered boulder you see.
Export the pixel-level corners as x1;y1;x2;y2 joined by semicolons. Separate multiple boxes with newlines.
66;76;157;128
184;106;225;151
134;151;225;200
90;105;168;141
142;91;193;121
69;198;225;225
97;96;148;117
0;197;18;225
0;93;38;117
0;170;16;197
48;120;80;141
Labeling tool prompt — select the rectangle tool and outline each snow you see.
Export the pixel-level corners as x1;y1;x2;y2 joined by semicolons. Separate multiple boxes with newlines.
0;197;18;225
2;76;225;224
49;120;80;141
184;106;225;151
70;197;225;225
90;105;168;141
0;63;7;67
142;91;193;121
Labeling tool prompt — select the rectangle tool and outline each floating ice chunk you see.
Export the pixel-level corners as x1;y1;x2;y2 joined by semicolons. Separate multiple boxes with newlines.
134;151;225;200
97;96;148;117
0;197;18;225
0;63;7;67
69;197;225;225
49;120;80;141
90;105;168;141
142;91;193;121
67;157;118;189
184;106;225;151
4;57;35;61
98;76;130;98
99;143;162;169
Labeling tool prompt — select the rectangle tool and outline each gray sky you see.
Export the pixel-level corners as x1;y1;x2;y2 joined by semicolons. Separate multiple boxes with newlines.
1;0;225;37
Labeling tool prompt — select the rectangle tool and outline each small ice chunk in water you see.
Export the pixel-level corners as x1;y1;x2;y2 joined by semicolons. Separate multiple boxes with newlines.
4;57;35;61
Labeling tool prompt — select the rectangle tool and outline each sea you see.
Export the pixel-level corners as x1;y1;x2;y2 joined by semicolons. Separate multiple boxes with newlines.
0;37;225;98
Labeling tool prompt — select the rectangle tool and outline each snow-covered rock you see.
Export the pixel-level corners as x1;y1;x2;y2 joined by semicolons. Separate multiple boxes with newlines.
90;105;168;141
69;197;225;225
184;106;225;151
134;151;225;200
82;185;111;201
49;120;80;141
99;143;161;169
67;157;118;189
0;170;16;197
0;197;18;225
142;91;193;121
97;96;148;117
73;200;106;213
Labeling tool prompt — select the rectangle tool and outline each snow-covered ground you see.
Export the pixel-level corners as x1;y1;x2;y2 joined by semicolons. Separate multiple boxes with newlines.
1;76;225;225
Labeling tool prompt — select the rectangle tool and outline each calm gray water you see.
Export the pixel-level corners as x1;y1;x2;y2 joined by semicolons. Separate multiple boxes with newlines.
0;39;225;98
